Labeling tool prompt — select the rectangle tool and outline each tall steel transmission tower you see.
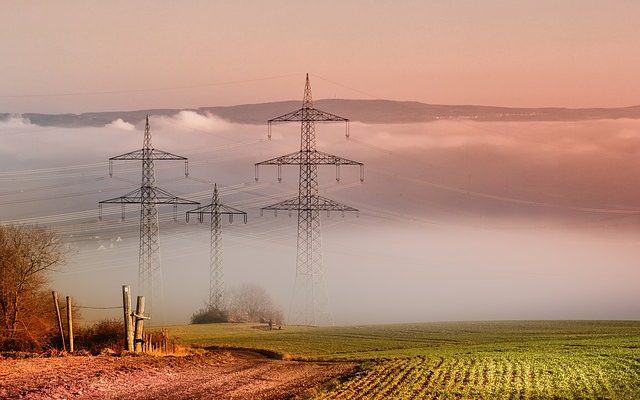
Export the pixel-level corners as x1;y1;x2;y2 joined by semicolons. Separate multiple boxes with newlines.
99;116;199;315
256;74;364;325
186;184;247;310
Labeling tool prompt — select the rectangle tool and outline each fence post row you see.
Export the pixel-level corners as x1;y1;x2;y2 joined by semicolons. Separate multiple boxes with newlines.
51;288;160;354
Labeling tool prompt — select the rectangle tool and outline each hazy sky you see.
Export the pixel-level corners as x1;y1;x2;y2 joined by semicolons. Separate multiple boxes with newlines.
2;1;640;113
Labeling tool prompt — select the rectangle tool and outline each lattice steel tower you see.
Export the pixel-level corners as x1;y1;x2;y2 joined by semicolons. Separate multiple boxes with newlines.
256;74;364;325
186;184;247;310
99;116;199;315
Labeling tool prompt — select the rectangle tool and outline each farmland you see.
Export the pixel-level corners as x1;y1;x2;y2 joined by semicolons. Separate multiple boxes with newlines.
0;349;352;399
166;320;640;399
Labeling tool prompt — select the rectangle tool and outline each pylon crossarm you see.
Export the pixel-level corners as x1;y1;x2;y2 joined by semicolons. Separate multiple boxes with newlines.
267;107;348;140
99;187;200;205
268;107;348;123
109;148;188;161
262;195;358;213
187;203;246;215
186;207;247;224
256;150;363;182
256;150;362;166
109;149;189;177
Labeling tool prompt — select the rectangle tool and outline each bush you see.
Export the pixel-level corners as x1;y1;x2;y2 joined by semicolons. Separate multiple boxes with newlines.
74;319;124;355
190;284;284;325
0;336;41;353
191;307;229;324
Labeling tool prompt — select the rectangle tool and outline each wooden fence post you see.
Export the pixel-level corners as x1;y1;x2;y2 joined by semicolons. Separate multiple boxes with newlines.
122;285;134;351
133;295;145;353
51;291;66;352
162;329;167;353
66;296;74;353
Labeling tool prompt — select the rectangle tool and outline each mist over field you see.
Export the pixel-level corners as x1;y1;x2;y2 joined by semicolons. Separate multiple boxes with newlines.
1;112;639;324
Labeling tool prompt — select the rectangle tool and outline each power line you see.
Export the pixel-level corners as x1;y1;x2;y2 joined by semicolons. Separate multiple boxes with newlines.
369;167;640;215
0;74;299;98
310;73;386;101
75;305;122;310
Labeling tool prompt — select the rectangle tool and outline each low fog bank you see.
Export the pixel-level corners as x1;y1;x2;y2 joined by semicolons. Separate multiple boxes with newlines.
0;112;639;324
4;100;640;127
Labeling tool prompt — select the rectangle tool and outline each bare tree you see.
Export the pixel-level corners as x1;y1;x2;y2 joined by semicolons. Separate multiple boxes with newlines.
226;284;284;325
0;225;65;346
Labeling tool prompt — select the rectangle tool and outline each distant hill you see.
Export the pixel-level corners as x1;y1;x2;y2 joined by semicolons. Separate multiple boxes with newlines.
3;99;640;127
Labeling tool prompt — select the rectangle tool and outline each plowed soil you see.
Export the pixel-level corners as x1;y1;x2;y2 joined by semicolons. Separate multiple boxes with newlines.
0;350;354;399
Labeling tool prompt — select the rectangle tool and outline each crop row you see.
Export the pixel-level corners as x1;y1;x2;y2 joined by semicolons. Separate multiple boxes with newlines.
316;353;640;399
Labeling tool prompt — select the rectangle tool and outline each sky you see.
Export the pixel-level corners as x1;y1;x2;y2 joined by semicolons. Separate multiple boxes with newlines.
2;1;640;113
1;2;639;325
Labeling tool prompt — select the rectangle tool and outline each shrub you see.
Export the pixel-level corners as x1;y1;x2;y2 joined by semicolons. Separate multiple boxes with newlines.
74;319;124;355
191;307;229;324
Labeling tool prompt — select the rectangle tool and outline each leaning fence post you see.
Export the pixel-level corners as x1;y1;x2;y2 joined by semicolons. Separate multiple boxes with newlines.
51;291;66;352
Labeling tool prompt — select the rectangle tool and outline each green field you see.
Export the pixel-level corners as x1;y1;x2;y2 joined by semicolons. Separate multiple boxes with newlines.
165;321;640;399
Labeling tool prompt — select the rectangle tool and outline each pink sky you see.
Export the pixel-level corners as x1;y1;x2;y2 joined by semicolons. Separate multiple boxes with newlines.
1;1;640;113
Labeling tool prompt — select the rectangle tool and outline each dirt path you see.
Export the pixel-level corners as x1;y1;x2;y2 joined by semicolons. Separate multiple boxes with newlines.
0;350;354;399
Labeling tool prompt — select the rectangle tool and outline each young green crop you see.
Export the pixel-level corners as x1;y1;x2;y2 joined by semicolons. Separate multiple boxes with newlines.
161;321;640;399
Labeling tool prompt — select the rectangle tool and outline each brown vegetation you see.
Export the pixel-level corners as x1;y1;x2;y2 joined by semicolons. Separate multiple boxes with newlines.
74;319;124;355
0;225;65;351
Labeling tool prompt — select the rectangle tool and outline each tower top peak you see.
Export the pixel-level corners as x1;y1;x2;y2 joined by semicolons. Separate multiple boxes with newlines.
143;115;152;149
303;73;313;109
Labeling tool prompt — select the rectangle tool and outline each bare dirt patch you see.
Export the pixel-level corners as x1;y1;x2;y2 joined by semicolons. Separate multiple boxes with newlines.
0;350;354;399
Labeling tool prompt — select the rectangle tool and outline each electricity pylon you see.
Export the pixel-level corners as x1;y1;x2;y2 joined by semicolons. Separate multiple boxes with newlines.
186;184;247;310
99;116;199;316
255;74;364;326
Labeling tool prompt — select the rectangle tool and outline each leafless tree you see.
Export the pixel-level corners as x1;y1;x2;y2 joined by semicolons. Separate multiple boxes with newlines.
226;284;284;325
0;225;65;346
